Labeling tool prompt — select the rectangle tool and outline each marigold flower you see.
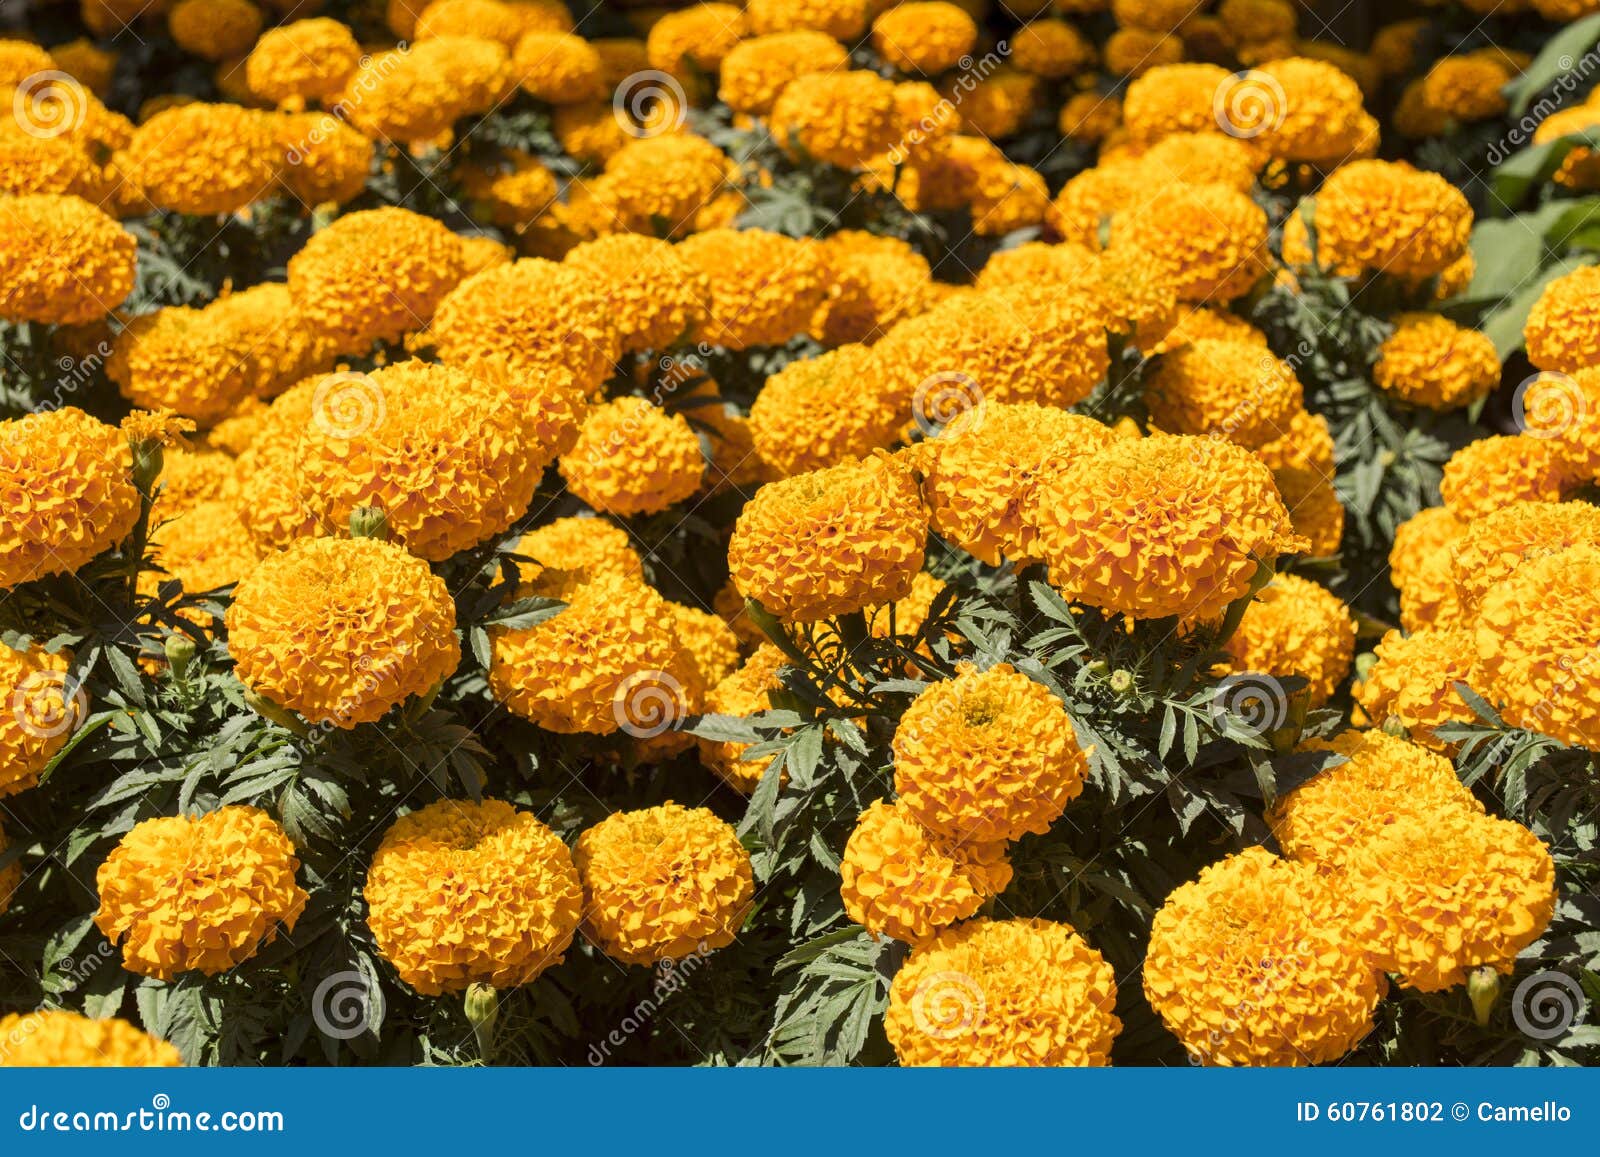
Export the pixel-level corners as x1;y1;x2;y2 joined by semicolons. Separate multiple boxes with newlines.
0;132;93;197
770;70;901;169
0;407;138;590
809;230;936;345
871;3;976;75
677;227;828;351
490;570;695;734
0;38;56;85
1159;307;1269;353
1525;265;1600;375
0;643;82;797
514;516;642;585
1240;57;1377;166
1059;90;1120;141
121;103;278;215
550;100;630;163
275;112;373;206
1138;131;1260;192
893;663;1086;843
1389;505;1467;633
1373;312;1500;411
886;917;1120;1066
1029;435;1306;621
512;31;604;103
1121;62;1231;142
1144;848;1383;1066
563;234;710;354
840;799;1011;943
968;156;1050;236
745;0;871;40
1344;812;1556;992
1421;55;1510;122
340;37;514;145
1048;160;1144;247
1452;500;1600;614
414;0;562;45
0;1012;182;1067
1010;18;1093;77
149;500;261;593
1354;626;1479;752
1295;160;1472;279
586;134;732;238
0;193;136;324
1267;729;1483;867
718;31;847;115
95;806;307;981
1145;340;1303;448
459;149;557;227
919;403;1115;566
749;344;901;477
429;257;619;393
974;241;1095;291
168;0;262;62
1109;183;1268;302
1222;573;1354;708
1103;28;1184;77
728;454;926;621
1440;435;1569;520
228;536;460;726
365;799;582;995
575;803;753;965
668;602;742;697
559;397;705;516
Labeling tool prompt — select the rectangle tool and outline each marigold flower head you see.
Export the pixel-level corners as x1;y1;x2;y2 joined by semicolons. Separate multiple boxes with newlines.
575;803;753;965
1060;90;1121;141
459;150;557;227
1144;848;1383;1066
108;298;286;425
745;0;871;40
947;67;1038;139
974;241;1096;292
1086;245;1180;347
718;31;848;115
0;643;82;797
1048;160;1144;248
668;602;742;697
1421;55;1510;123
1525;265;1600;375
340;37;514;145
563;234;710;354
1354;626;1479;752
886;917;1120;1066
559;397;705;516
1158;307;1269;353
1121;62;1231;143
1009;18;1093;78
699;644;789;791
841;799;1011;943
550;100;629;164
1238;57;1376;166
810;230;936;346
0;407;138;591
364;799;582;995
512;31;604;103
770;70;901;169
677;227;828;351
1029;434;1306;621
1297;160;1472;279
514;516;642;587
490;570;695;734
0;1012;182;1067
275;112;373;206
149;499;261;593
871;3;977;75
122;103;277;215
1145;340;1303;448
1222;573;1354;708
0;132;94;197
919;402;1115;566
729;454;926;621
228;536;459;726
1109;183;1268;303
168;0;262;62
1344;812;1556;992
1373;312;1500;411
591;37;648;88
1452;500;1600;615
1267;729;1483;867
1440;435;1569;521
0;193;136;324
0;38;55;86
95;806;307;981
1137;131;1260;192
893;663;1086;843
749;344;901;477
587;134;732;238
1103;27;1184;77
968;156;1050;236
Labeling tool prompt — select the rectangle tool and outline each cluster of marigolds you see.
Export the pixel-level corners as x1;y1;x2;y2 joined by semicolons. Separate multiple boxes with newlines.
0;0;1593;1068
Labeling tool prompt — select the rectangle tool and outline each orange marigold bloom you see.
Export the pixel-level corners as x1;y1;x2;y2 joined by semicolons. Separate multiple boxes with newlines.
168;0;262;62
1121;62;1231;143
1354;626;1480;752
122;103;278;215
645;3;746;79
770;70;902;169
276;112;375;206
558;397;705;516
1222;572;1354;707
871;2;977;75
1049;160;1144;247
677;228;829;351
1235;57;1377;167
339;38;514;145
749;344;900;477
810;230;937;346
1440;435;1568;520
512;30;605;104
95;806;307;980
1451;499;1600;614
0;643;83;797
514;516;642;586
148;499;261;593
745;0;871;40
718;31;847;115
0;193;136;324
1294;160;1472;279
1373;312;1500;411
364;798;582;995
587;134;731;238
0;1012;182;1067
1108;183;1269;302
1103;28;1184;78
1390;505;1468;632
1144;339;1303;448
1137;131;1259;192
1525;265;1600;375
1421;55;1510;123
412;0;567;45
699;644;789;791
1011;18;1094;78
563;234;710;354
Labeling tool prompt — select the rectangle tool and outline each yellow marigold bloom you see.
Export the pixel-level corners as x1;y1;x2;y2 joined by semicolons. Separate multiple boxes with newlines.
1120;62;1230;142
1267;729;1482;867
1144;339;1303;448
551;100;629;163
365;799;582;995
0;1012;182;1067
840;798;1011;943
559;397;705;516
1222;573;1354;708
563;234;710;354
1421;55;1509;122
729;453;926;621
1111;0;1191;30
1158;307;1269;353
973;241;1095;291
669;602;742;697
1373;312;1499;411
168;0;261;61
871;2;976;75
677;228;827;350
1390;505;1467;632
1109;183;1268;302
591;37;647;87
0;643;81;797
1344;812;1556;992
886;917;1119;1066
1440;435;1569;521
149;500;260;593
718;31;847;115
0;407;138;590
95;806;307;981
0;193;135;324
1274;465;1344;559
770;70;900;169
430;257;618;392
512;30;604;104
1086;245;1180;347
746;0;870;40
946;67;1038;139
1060;90;1120;141
1298;160;1472;279
1452;500;1600;615
749;345;900;477
459;149;557;228
810;230;936;346
919;403;1115;566
1048;160;1144;248
1371;19;1424;76
491;569;695;734
288;206;466;353
228;536;460;726
893;663;1086;843
275;111;373;206
1137;131;1259;192
1233;57;1376;167
968;156;1050;236
515;516;641;586
0;133;94;197
0;38;55;85
644;3;745;79
584;134;733;239
340;37;514;145
108;298;290;425
1144;848;1382;1066
1354;626;1479;752
1525;265;1600;374
1030;434;1306;621
121;103;277;215
699;644;788;791
575;803;753;965
1474;542;1600;748
414;0;564;46
1009;18;1093;78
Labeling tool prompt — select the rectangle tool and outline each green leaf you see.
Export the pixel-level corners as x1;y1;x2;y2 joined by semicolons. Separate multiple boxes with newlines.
1507;13;1600;117
1491;129;1600;214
